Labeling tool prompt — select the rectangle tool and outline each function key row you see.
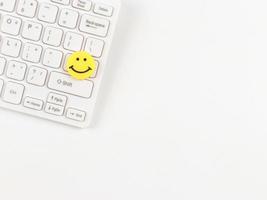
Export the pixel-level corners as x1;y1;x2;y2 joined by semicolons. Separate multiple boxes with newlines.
51;0;114;17
0;0;113;17
0;0;110;37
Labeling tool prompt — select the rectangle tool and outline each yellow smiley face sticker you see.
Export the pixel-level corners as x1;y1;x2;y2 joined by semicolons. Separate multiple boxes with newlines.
67;51;96;80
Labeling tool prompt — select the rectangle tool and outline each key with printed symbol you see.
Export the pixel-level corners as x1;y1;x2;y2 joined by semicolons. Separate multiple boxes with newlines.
72;0;91;11
27;66;47;86
43;48;63;69
66;108;86;121
94;3;113;17
0;0;16;12
47;93;67;107
48;72;93;98
45;103;64;116
3;82;25;105
43;26;63;47
22;21;43;41
6;61;27;81
1;15;22;36
17;0;38;18
58;8;79;29
24;97;43;110
0;57;6;75
84;37;104;58
38;3;58;23
79;14;110;37
1;37;22;57
51;0;70;5
22;43;42;63
63;32;83;51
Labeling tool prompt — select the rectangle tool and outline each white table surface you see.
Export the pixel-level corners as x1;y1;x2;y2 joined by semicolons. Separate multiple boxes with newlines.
1;0;267;199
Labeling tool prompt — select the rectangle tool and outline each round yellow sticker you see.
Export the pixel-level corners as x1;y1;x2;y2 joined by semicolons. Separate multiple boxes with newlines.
67;51;96;80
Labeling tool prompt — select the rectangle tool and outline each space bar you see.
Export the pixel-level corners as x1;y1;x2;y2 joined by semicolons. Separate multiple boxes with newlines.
48;72;93;98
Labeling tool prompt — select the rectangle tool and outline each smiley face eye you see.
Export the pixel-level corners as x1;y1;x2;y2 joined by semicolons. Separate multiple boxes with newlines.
84;58;87;61
76;58;80;61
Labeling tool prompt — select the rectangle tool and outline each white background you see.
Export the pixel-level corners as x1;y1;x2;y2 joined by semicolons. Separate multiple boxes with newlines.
1;0;267;199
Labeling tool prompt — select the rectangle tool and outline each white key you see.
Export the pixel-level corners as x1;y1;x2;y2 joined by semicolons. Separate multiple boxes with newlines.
63;32;83;51
45;103;64;116
79;14;109;37
17;0;38;18
47;93;67;106
6;61;27;81
66;108;86;121
58;8;79;29
27;66;47;86
1;37;21;57
22;43;42;63
48;72;93;98
62;53;71;71
84;37;104;58
3;82;24;104
0;78;3;94
22;21;42;41
0;0;16;12
43;27;63;47
72;0;91;11
23;97;43;110
0;57;6;75
43;48;63;69
94;3;113;17
91;60;98;78
38;3;58;23
51;0;69;5
1;15;22;36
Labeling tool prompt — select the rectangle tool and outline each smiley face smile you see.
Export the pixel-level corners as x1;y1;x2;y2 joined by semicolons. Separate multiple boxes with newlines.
69;65;92;74
66;51;96;80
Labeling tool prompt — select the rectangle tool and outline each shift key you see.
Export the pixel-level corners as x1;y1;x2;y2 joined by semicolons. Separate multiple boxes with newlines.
48;72;93;98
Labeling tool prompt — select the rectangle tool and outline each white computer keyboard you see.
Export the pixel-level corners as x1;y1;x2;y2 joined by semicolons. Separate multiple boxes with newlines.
0;0;121;128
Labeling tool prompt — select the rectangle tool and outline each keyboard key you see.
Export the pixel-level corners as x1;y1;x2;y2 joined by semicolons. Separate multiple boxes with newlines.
79;14;110;37
94;3;113;17
27;66;47;86
0;57;6;75
43;48;63;68
84;37;104;58
0;0;16;12
22;43;42;63
3;82;24;105
1;37;22;57
91;60;98;78
45;103;64;116
66;108;86;121
0;79;3;94
6;61;27;81
43;26;63;47
22;21;42;41
1;15;22;36
48;72;93;98
17;0;38;18
51;0;70;5
63;32;83;51
38;3;58;23
23;97;43;110
47;93;67;106
72;0;91;11
58;8;79;29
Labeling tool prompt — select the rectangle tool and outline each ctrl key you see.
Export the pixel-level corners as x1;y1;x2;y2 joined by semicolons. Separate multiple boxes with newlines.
3;82;24;104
